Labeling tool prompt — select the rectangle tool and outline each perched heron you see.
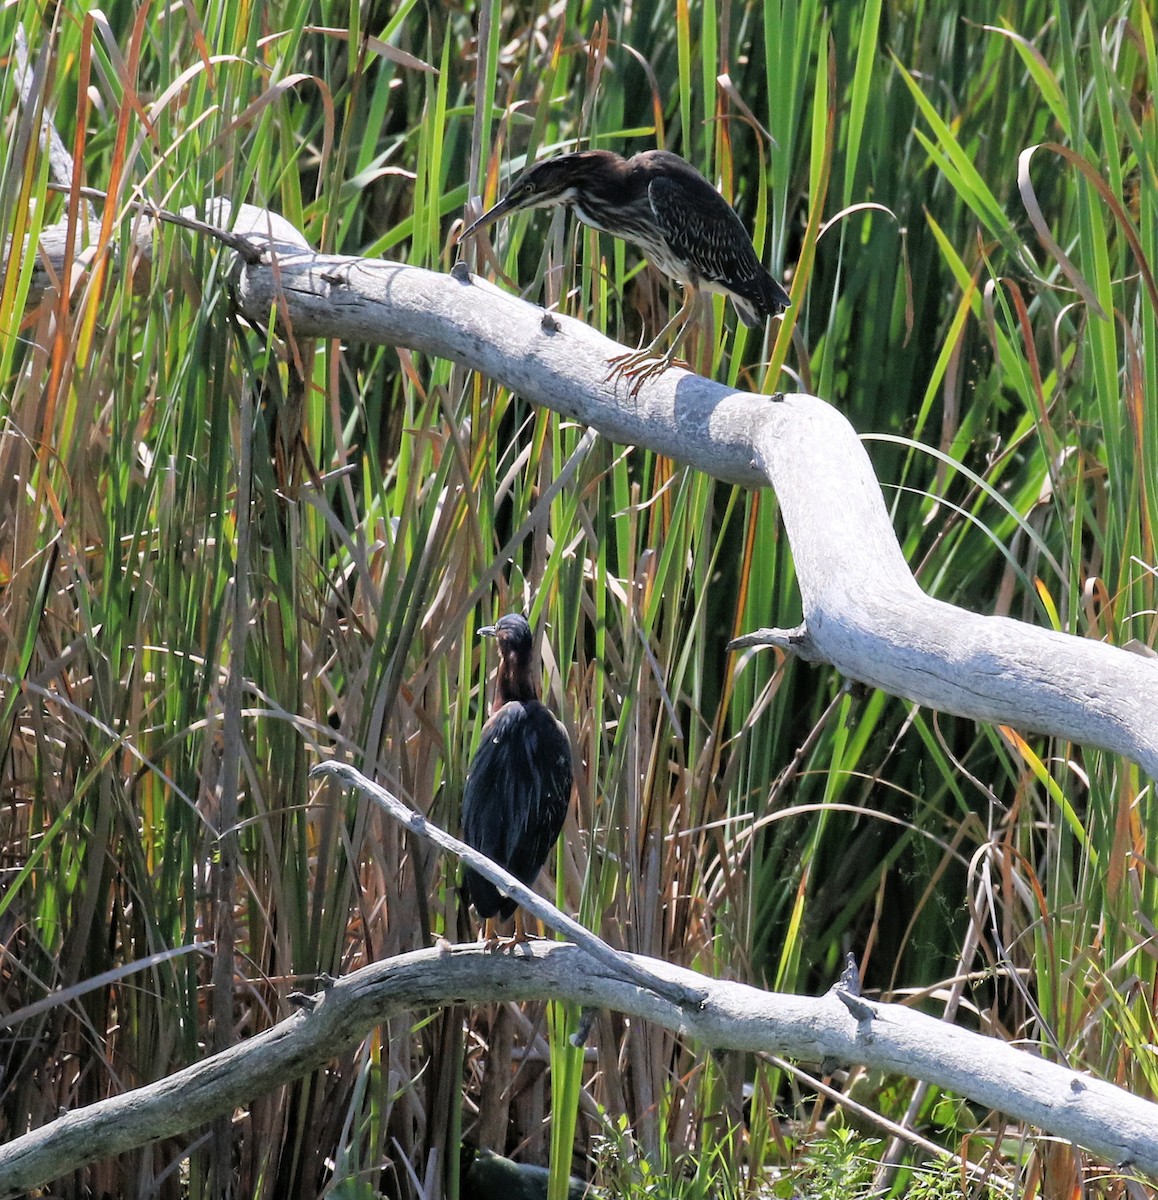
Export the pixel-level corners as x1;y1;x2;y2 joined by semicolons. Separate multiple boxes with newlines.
462;613;572;949
462;149;791;388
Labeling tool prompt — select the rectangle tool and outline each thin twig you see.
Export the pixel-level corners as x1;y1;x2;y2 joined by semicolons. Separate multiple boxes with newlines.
310;759;708;1012
44;181;267;262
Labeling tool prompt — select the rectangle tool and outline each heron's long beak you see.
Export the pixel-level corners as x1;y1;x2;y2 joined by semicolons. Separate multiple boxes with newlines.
477;624;498;638
461;192;519;238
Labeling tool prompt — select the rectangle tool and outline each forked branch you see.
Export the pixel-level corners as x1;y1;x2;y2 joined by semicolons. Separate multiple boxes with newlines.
1;765;1157;1194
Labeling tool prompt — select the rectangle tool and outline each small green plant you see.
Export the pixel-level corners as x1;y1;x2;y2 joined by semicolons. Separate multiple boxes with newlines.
775;1127;880;1199
904;1159;999;1200
774;1127;1001;1200
591;1110;746;1200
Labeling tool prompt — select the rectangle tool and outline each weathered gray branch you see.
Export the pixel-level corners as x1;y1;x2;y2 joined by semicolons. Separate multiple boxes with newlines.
228;223;1157;775
3;760;1157;1191
2;939;1157;1193
21;202;1158;774
310;760;708;1012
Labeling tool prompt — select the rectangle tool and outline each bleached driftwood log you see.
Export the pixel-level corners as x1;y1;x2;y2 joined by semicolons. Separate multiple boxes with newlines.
6;942;1158;1193
227;206;1157;776
24;201;1158;773
1;760;1156;1195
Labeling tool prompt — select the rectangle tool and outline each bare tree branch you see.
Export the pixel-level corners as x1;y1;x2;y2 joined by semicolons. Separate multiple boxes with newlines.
310;760;708;1012
3;764;1157;1192
2;941;1157;1193
223;230;1154;776
19;199;1158;778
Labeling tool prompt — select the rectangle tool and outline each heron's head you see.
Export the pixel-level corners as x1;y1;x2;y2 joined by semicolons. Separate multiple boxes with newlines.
462;152;622;236
479;613;537;705
479;612;532;656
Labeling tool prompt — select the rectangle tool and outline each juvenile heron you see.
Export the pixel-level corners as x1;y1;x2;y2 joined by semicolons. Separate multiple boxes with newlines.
461;613;572;949
462;148;791;387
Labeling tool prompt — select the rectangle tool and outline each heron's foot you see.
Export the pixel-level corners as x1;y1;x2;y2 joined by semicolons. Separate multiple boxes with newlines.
490;931;537;955
486;910;539;954
478;917;533;953
605;345;686;394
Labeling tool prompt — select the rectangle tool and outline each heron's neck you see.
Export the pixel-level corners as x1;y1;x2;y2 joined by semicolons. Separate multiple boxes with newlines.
494;657;539;710
571;198;608;234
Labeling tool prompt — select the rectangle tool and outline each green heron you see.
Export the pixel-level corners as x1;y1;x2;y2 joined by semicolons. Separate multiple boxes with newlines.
462;613;573;949
462;149;791;388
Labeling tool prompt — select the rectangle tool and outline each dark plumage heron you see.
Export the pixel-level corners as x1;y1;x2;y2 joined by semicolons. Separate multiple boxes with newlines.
462;148;791;387
462;613;573;949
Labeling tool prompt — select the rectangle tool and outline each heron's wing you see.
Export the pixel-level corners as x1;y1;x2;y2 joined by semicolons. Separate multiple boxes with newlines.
647;174;788;321
504;707;573;887
647;173;766;290
461;702;572;886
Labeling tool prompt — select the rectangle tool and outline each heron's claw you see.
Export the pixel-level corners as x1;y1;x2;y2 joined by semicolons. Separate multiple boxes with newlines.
605;346;686;395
